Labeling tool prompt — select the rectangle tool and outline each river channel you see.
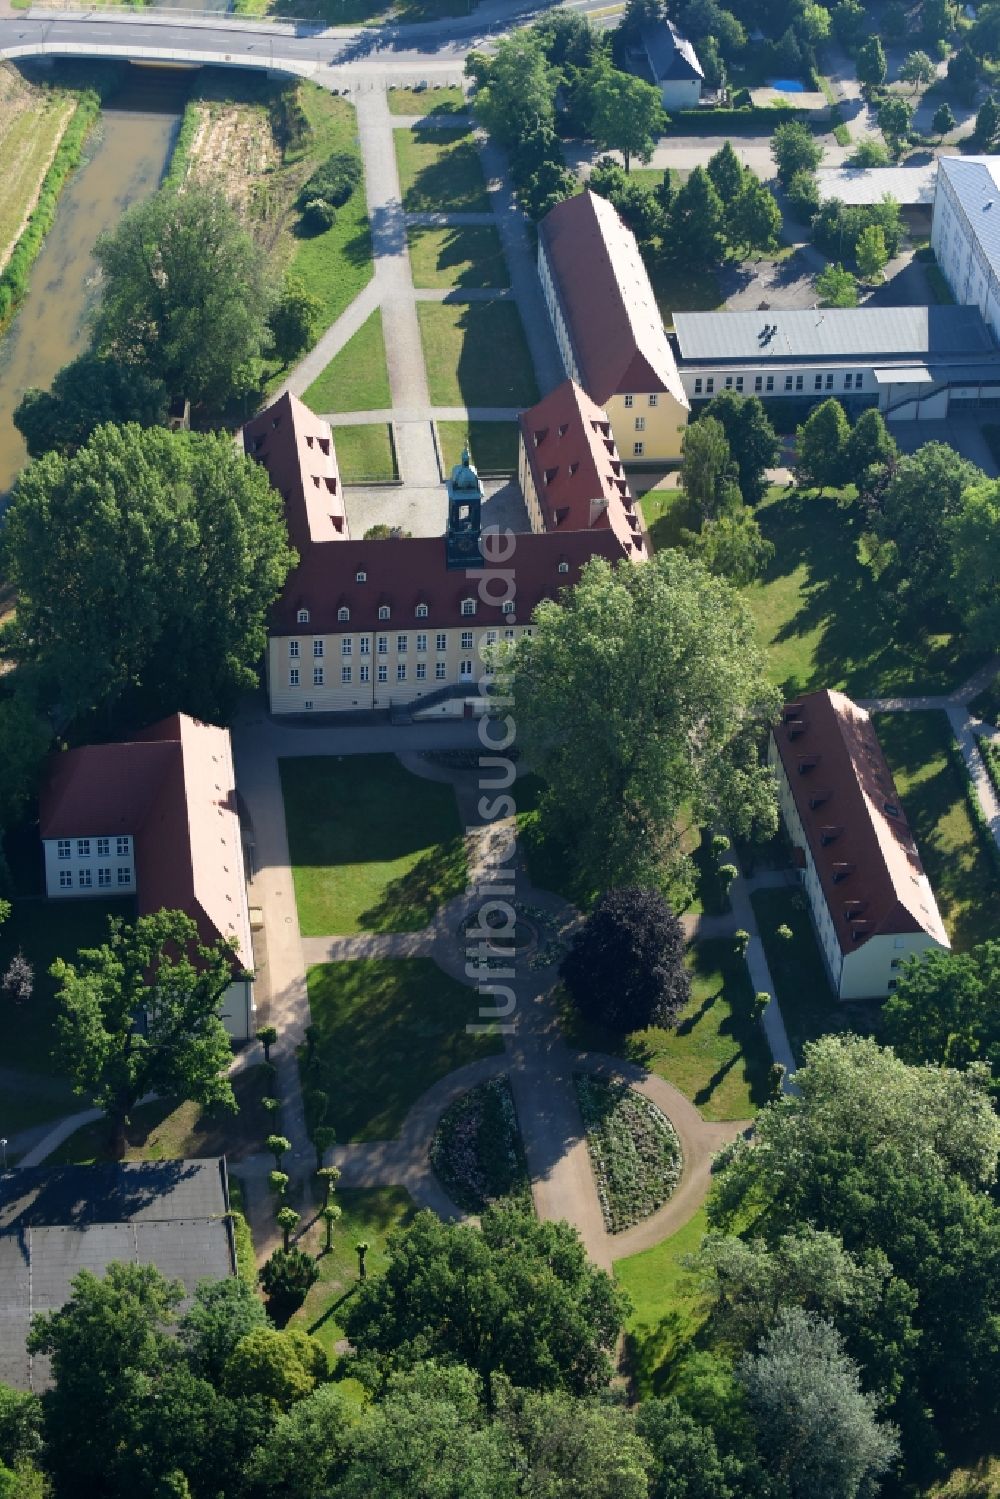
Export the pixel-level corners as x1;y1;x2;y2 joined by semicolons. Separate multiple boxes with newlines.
0;66;183;497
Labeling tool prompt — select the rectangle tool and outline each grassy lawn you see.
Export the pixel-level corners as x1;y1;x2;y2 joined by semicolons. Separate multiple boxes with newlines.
395;126;489;213
649;258;723;329
332;424;398;482
407;223;508;289
303;959;503;1139
438;418;518;474
560;939;770;1122
388;86;466;116
0;78;75;264
875;711;1000;951
418;301;539;407
750;886;846;1063
639;485;699;552
289;1186;416;1360
279;753;467;935
629;167;667;192
45;1064;273;1166
615;1206;711;1397
287;87;372;334
0;896;135;1132
303;310;390;414
746;488;983;698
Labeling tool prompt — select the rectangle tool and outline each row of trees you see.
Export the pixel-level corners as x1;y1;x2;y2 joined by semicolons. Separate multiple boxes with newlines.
8;1032;994;1496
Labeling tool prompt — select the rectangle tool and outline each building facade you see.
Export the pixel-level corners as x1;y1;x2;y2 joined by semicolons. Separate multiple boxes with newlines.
769;690;949;1001
672;305;1000;421
245;393;645;719
639;19;703;109
39;715;255;1038
932;154;1000;343
538;191;690;462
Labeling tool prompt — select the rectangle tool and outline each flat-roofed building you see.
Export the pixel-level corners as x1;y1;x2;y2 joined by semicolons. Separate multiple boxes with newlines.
39;714;254;1038
932;154;1000;342
671;304;1000;421
816;163;937;208
537;191;690;462
769;689;949;1001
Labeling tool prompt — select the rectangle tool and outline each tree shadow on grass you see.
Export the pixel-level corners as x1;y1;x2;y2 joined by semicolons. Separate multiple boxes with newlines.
359;833;467;932
402;128;487;214
308;1285;356;1337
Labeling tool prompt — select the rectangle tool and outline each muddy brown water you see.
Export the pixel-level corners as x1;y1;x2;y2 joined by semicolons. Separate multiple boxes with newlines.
0;68;183;498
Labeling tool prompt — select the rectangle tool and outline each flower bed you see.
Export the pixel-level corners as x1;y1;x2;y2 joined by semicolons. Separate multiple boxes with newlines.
575;1076;682;1234
430;1076;531;1214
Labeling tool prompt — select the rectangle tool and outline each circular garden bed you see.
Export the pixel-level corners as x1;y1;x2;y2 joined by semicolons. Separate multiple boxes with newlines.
430;1075;532;1213
575;1076;682;1234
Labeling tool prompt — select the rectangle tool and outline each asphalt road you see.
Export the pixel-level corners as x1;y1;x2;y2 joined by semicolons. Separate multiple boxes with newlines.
0;0;568;71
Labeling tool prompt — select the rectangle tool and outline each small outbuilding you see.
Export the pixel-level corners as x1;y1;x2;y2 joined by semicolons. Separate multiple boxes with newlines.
639;19;704;110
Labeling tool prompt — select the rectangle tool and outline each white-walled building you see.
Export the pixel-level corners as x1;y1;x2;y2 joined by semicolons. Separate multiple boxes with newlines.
538;191;690;462
932;155;1000;342
769;690;949;1001
671;305;1000;421
639;19;703;109
39;715;255;1039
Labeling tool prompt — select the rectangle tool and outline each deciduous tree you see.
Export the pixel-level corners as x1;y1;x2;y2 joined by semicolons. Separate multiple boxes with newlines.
342;1205;629;1409
771;119;822;184
795;398;851;491
472;34;556;147
179;1277;269;1385
95;186;275;409
871;440;980;612
561;887;690;1031
51;909;239;1156
736;1308;900;1498
900;49;935;89
668;166;726;260
856;223;889;281
732;176;783;254
702;390;780;505
13;353;168;460
1;423;295;726
845;407;896;486
589;66;665;170
878;94;913;155
497;550;780;896
946;478;1000;645
681;415;739;521
269;277;323;367
933;100;956;138
816;261;858;307
857;34;888;91
706;140;745;202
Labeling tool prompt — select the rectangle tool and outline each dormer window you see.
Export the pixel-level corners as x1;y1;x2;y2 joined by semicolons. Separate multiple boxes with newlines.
501;600;515;616
297;609;310;624
558;561;569;574
461;599;476;616
416;603;429;618
356;571;367;584
338;607;350;622
378;605;390;620
884;802;900;818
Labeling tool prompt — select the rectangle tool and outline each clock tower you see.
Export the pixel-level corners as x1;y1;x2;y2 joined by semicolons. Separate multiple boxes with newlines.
445;447;483;569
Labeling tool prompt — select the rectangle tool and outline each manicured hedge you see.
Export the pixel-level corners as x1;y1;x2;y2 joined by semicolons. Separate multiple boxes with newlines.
0;90;100;332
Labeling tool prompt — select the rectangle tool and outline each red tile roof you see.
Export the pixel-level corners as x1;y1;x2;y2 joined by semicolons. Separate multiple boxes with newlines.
242;391;347;553
518;379;648;560
40;715;252;971
538;191;689;409
772;689;948;953
244;394;642;638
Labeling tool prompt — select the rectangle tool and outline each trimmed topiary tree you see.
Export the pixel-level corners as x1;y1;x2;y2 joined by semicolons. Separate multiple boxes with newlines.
559;887;690;1033
259;1247;319;1321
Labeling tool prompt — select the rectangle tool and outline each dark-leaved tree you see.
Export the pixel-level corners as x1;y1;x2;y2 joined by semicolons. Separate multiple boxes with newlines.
560;887;691;1032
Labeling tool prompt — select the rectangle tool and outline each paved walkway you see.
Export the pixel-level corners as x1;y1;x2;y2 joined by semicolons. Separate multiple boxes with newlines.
858;655;1000;855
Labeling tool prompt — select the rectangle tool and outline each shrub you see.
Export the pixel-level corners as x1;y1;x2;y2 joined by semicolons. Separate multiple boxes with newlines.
776;923;794;941
711;833;731;857
298;150;362;210
734;929;751;956
259;1247;319;1319
718;863;739;888
301;198;337;234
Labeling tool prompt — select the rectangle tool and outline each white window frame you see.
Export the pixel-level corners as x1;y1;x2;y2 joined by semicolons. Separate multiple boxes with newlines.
289;640;300;658
436;632;447;652
396;634;408;653
377;635;388;655
633;441;644;457
501;600;515;616
377;664;388;683
297;608;310;624
313;666;324;686
461;630;474;650
117;867;130;887
397;663;406;682
289;667;300;686
360;636;370;656
416;632;427;653
416;662;427;680
356;570;367;583
117;836;130;857
342;639;352;656
313;639;324;657
360;663;370;683
634;416;645;432
623;393;634;408
57;839;71;860
435;662;447;680
78;868;92;889
378;605;390;621
342;665;352;684
97;837;109;858
59;868;72;888
648;392;658;407
416;603;428;618
98;867;111;888
338;606;350;622
461;598;476;616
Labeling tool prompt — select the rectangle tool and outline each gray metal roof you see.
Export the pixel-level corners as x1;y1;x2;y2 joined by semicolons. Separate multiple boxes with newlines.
938;155;1000;276
641;20;703;82
816;163;937;207
672;305;996;363
0;1162;233;1392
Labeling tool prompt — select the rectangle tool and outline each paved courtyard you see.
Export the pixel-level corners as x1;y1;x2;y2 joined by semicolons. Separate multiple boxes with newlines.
345;473;529;537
